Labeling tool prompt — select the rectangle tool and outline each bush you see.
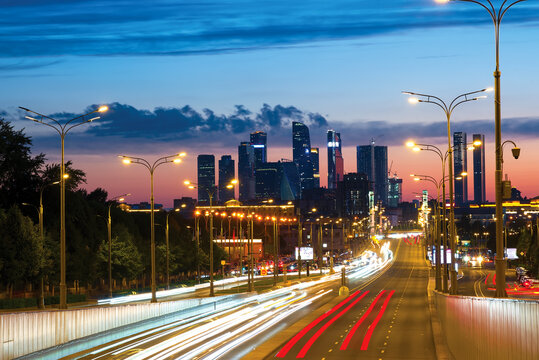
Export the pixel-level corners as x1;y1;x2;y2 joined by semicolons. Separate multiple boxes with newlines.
0;294;86;309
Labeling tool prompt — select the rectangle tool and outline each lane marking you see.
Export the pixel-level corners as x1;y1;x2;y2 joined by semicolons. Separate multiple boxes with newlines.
360;290;395;350
296;291;369;358
275;291;361;358
340;290;386;350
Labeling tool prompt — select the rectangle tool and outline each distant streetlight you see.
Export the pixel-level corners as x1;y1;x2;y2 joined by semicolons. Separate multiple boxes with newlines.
436;0;526;299
20;104;108;309
107;194;130;298
119;152;185;302
403;89;489;295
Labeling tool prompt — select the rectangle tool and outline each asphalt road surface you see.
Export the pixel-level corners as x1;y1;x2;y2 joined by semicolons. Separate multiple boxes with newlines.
271;238;436;360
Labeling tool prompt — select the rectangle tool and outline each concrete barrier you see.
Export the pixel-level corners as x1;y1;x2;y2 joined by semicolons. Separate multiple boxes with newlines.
0;295;245;360
433;290;539;360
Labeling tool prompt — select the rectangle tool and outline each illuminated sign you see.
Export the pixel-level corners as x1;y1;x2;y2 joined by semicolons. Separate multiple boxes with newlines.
252;144;265;148
506;248;518;260
295;247;314;260
327;141;340;148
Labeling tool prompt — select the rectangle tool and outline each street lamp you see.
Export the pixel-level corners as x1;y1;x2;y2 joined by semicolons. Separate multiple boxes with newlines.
185;178;236;296
120;152;185;302
436;0;527;299
20;105;108;309
165;208;180;290
403;89;489;295
107;193;130;298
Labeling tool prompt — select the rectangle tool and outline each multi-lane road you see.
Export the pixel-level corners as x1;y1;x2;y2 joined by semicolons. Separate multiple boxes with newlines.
62;237;436;360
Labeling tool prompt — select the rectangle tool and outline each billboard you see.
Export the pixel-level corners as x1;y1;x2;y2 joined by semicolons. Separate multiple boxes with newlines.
295;247;314;260
506;248;518;260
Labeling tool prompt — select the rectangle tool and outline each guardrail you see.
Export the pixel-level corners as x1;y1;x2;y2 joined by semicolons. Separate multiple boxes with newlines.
433;290;539;360
0;294;246;360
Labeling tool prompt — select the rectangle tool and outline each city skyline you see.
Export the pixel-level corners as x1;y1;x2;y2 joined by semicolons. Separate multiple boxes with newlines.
2;1;538;206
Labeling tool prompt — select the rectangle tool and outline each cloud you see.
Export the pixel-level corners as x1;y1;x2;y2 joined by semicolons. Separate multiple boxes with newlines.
1;0;537;58
5;102;538;155
0;60;62;72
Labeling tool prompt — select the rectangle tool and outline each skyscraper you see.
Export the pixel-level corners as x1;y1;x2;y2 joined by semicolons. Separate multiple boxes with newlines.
338;173;370;217
311;147;320;188
356;143;388;206
255;162;281;201
473;134;486;204
388;177;403;208
197;154;215;204
218;155;235;203
238;142;255;201
453;131;468;206
250;131;267;169
292;122;314;196
327;130;344;190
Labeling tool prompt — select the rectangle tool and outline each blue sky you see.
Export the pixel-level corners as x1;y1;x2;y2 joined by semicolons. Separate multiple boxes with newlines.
1;0;538;204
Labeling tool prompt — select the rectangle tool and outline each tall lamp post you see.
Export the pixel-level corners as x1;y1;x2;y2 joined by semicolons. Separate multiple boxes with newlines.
107;193;130;298
436;0;527;298
403;89;489;294
120;152;185;303
20;105;109;309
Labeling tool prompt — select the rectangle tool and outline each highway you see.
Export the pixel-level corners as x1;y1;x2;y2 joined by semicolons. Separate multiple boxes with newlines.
60;237;434;360
270;237;435;360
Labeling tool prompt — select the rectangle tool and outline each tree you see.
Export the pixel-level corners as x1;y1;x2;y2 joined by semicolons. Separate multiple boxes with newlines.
40;161;86;191
0;118;45;208
0;206;44;297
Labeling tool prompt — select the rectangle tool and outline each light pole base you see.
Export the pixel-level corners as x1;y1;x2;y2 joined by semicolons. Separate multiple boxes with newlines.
495;258;507;298
441;272;448;293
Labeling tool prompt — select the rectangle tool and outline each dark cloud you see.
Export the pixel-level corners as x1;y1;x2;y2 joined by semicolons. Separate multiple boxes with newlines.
5;102;538;155
1;1;537;58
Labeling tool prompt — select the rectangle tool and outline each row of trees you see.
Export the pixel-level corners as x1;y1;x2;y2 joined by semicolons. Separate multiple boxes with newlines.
0;118;225;299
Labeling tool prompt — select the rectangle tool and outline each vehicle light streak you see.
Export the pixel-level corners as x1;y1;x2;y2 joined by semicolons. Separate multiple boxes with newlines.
340;290;387;350
360;290;395;350
296;291;369;358
275;291;361;358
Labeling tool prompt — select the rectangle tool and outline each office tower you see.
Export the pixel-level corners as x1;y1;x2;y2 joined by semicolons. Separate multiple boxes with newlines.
280;160;301;201
356;143;388;206
453;131;468;206
292;122;314;195
388;177;403;208
311;147;320;188
197;154;215;204
238;142;255;201
255;162;281;201
327;130;344;190
339;173;370;217
250;131;267;169
473;134;486;204
218;155;235;203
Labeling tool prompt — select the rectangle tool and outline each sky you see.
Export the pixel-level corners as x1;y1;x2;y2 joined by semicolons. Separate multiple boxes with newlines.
1;0;539;207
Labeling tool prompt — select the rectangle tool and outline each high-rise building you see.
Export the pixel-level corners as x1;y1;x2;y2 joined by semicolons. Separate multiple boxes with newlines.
218;155;235;203
197;154;215;204
238;142;255;201
311;147;320;188
327;130;344;190
292;122;314;196
356;143;388;206
280;160;301;201
250;131;267;169
388;177;403;208
337;173;370;217
473;134;486;204
453;131;468;206
255;162;281;201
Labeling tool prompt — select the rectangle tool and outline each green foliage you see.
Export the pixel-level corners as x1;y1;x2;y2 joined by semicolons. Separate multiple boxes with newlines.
0;206;44;287
0;118;45;209
96;223;144;281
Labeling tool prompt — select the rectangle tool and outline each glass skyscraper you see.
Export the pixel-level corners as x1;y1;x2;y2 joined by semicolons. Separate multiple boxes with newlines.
218;155;235;203
327;130;343;190
197;154;215;204
292;121;314;196
238;142;255;201
453;131;468;206
388;177;402;208
473;133;486;204
311;147;320;188
250;131;267;169
356;143;388;206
